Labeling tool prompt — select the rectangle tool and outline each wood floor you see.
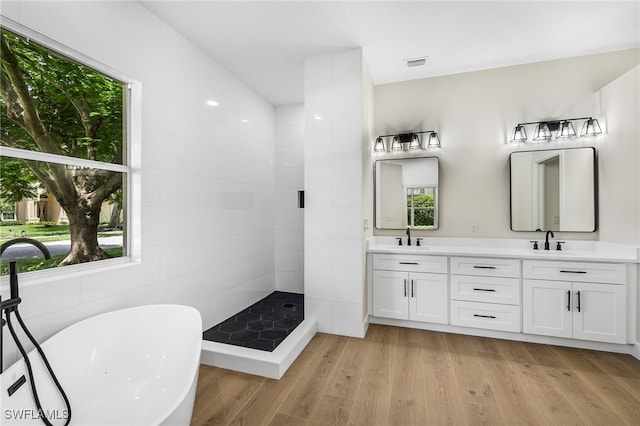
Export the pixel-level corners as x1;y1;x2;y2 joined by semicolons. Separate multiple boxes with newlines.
191;324;640;425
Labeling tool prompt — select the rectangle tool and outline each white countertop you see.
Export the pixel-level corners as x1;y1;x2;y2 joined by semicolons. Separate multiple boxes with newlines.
367;236;640;263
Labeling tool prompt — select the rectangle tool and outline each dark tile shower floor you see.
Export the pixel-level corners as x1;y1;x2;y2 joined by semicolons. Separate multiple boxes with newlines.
203;291;304;352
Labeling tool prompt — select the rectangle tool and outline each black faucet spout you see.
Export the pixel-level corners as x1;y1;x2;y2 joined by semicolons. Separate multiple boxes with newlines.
406;227;412;246
544;230;555;250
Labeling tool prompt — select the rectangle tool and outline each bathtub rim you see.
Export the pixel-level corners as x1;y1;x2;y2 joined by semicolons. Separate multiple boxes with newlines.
1;304;203;426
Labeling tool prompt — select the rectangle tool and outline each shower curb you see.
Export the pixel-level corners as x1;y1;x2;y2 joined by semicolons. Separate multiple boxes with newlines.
200;318;317;379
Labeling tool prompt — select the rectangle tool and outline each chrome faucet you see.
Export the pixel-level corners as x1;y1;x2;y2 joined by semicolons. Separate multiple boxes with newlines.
406;227;412;246
544;230;555;251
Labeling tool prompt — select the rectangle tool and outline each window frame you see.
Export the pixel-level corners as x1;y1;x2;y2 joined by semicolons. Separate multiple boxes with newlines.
0;18;141;279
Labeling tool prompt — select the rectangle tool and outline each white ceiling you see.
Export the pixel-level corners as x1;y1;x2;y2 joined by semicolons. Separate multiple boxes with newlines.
142;1;640;106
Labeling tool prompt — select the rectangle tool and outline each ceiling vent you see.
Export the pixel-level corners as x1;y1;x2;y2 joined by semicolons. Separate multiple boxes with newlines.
406;57;427;68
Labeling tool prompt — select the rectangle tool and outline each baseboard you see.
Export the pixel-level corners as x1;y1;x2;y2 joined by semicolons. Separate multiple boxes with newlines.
370;316;633;355
631;341;640;360
200;318;317;379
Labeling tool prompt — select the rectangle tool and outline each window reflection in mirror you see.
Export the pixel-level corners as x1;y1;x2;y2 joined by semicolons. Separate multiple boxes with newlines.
375;157;439;230
509;147;596;232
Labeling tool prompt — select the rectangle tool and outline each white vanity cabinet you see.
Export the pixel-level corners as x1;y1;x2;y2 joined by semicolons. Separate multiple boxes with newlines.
449;257;521;332
522;260;627;344
372;254;448;324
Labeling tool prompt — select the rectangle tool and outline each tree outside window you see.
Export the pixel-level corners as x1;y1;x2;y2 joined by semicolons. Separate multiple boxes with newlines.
0;27;127;272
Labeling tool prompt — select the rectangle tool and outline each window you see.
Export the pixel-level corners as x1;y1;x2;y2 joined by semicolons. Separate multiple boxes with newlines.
0;27;128;274
406;186;437;229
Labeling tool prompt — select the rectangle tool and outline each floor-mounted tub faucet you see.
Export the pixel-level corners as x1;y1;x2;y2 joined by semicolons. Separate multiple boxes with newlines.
0;238;71;424
1;238;51;373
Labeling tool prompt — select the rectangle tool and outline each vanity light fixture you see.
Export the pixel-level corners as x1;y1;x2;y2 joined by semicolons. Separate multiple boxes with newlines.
557;120;576;139
580;118;602;137
427;132;441;148
391;136;402;151
511;125;527;143
532;123;552;141
373;137;385;152
509;117;602;143
409;133;421;149
373;130;440;153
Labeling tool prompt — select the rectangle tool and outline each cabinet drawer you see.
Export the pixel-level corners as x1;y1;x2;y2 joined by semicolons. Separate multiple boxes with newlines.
450;300;521;332
450;275;520;305
450;257;520;278
523;260;626;284
372;253;447;273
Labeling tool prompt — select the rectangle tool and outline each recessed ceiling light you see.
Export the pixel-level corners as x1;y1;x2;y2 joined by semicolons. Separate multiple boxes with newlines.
206;99;219;107
313;115;322;120
240;119;249;123
406;57;428;68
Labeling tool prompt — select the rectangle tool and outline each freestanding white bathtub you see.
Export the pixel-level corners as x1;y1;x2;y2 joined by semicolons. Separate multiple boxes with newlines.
1;304;202;425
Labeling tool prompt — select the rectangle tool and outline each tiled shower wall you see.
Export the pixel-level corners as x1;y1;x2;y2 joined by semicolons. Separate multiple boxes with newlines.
274;105;305;294
303;49;369;337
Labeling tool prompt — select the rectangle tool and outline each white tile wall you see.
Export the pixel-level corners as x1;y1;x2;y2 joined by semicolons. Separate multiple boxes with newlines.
274;105;305;294
304;49;367;337
1;1;277;368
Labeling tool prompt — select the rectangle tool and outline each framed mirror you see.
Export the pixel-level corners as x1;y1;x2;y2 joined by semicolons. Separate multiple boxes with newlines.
509;147;596;232
375;157;439;230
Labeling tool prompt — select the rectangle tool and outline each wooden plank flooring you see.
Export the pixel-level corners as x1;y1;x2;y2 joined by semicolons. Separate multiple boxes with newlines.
191;325;640;425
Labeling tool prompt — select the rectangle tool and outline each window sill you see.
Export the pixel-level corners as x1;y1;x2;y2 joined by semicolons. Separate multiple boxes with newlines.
0;256;140;293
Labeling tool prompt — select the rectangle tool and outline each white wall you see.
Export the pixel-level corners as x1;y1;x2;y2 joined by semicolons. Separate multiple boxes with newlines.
596;66;640;341
274;105;305;294
597;66;640;245
1;1;276;367
374;49;639;241
304;48;367;337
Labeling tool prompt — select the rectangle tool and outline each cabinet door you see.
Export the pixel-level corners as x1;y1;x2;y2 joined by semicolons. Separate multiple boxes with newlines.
573;282;626;344
523;279;572;338
409;272;448;324
373;270;409;319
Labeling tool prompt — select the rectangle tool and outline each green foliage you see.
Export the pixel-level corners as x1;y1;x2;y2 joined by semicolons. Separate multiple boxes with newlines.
0;247;123;274
408;194;435;228
0;223;70;241
1;27;125;208
0;157;38;203
0;29;124;162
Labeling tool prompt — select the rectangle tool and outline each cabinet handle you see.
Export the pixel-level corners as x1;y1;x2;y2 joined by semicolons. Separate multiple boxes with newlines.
473;266;496;269
473;288;496;292
399;262;419;265
567;290;571;311
404;279;407;297
473;314;497;319
560;270;587;274
576;291;581;312
411;279;415;297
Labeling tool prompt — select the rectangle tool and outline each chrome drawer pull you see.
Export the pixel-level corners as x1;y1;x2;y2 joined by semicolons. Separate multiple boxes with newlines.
473;266;496;269
473;288;496;292
560;270;587;274
399;262;419;265
473;314;497;319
